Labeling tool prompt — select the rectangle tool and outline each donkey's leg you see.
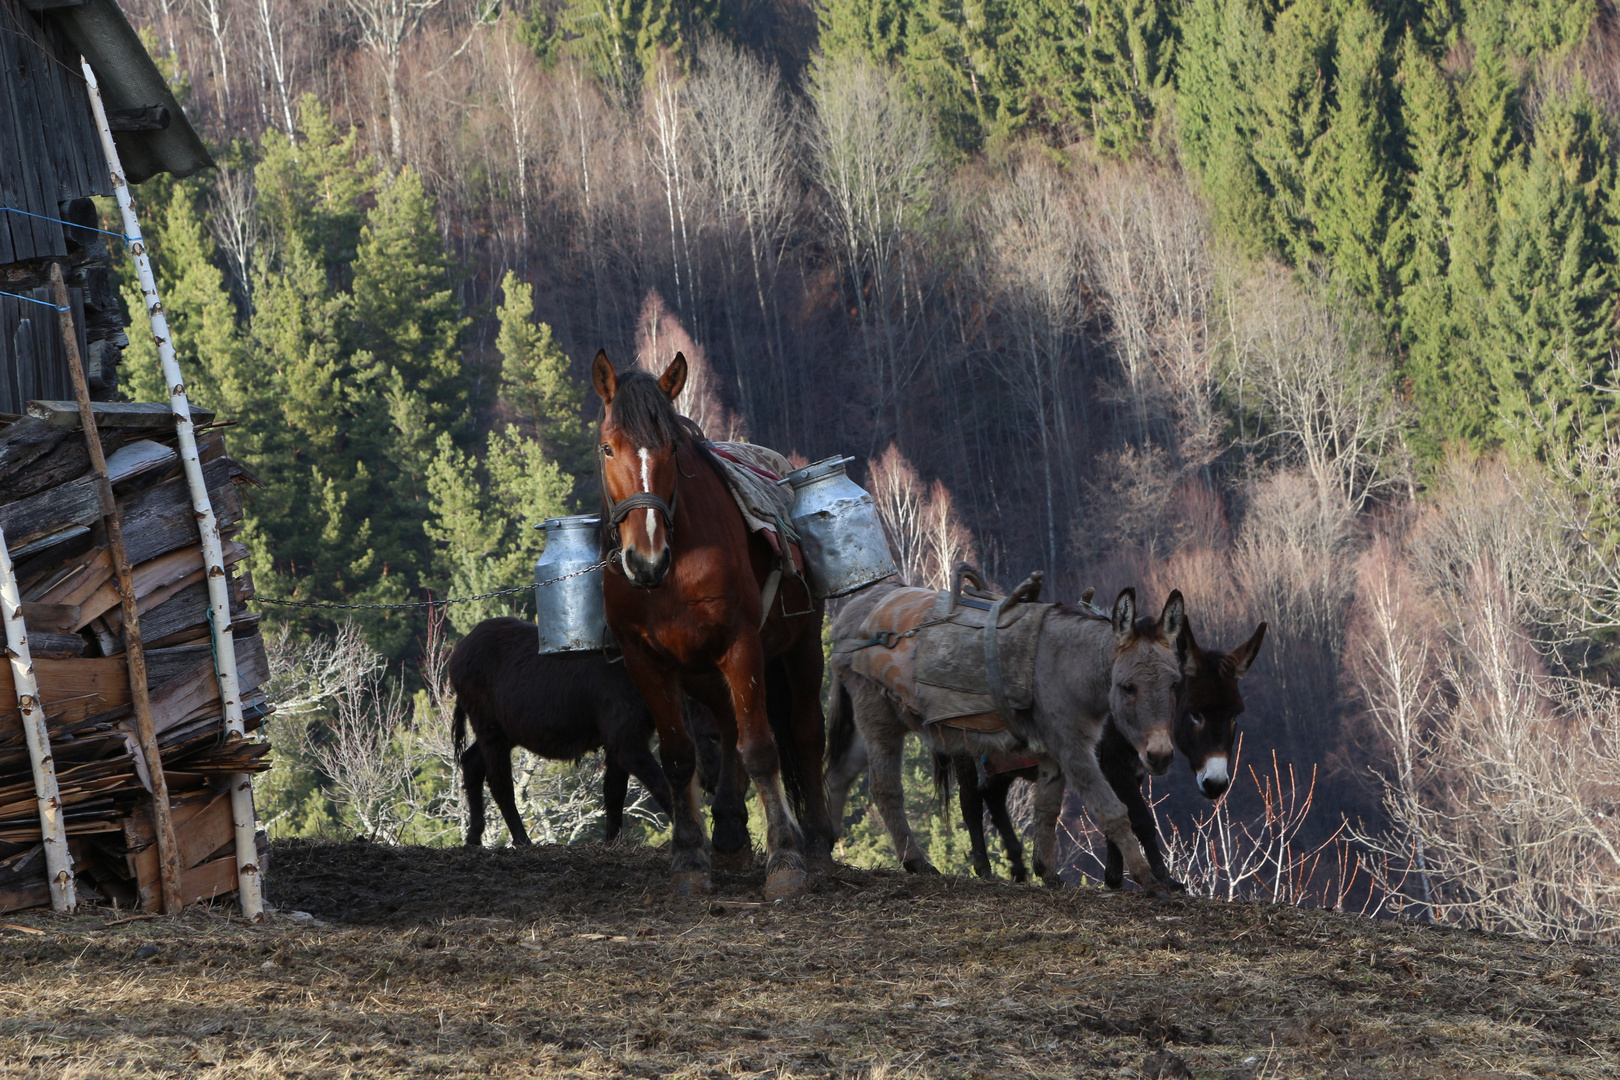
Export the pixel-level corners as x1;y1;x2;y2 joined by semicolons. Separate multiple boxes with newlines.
850;680;935;875
717;630;807;900
461;744;488;847
984;770;1029;883
779;631;836;870
1052;729;1161;894
687;680;751;869
1029;761;1067;887
823;699;869;841
954;756;994;880
622;654;711;893
480;738;532;847
602;758;630;844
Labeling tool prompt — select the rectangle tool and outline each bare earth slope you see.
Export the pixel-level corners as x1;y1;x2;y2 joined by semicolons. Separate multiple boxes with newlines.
1;840;1616;1078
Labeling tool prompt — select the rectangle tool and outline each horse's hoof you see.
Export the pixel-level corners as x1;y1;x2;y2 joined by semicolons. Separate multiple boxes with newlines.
901;858;940;876
763;866;808;901
1103;874;1124;891
1042;874;1065;889
806;852;836;875
711;847;755;873
972;864;994;880
671;870;712;896
1158;876;1187;893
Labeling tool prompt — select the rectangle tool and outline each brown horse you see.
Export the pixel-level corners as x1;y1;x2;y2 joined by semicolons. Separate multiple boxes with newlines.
592;351;832;899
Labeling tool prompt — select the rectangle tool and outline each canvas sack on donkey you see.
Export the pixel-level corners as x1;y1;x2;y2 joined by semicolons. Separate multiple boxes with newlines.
839;567;1052;740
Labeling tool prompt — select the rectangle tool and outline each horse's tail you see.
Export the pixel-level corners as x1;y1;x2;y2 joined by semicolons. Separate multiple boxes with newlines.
932;752;955;814
452;700;468;760
764;656;812;821
825;666;856;774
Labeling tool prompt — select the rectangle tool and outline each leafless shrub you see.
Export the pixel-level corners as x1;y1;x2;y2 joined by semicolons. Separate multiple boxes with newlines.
635;288;746;441
1222;264;1409;513
867;444;977;590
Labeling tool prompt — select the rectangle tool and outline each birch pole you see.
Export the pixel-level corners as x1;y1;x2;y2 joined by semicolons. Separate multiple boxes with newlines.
83;60;265;920
0;525;76;913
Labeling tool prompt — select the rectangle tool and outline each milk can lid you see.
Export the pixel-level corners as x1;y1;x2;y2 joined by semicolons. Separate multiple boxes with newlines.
784;455;855;489
536;514;602;531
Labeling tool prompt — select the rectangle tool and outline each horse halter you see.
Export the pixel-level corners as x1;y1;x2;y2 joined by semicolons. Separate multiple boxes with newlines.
599;441;680;574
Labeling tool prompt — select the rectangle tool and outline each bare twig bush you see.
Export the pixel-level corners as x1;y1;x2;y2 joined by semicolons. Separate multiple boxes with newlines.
868;444;977;589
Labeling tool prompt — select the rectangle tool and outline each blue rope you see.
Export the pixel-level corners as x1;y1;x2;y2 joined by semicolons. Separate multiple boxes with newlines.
0;290;69;312
0;205;133;243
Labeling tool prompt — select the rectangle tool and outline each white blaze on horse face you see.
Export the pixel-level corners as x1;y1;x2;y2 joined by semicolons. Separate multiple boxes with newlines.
638;447;658;545
1198;754;1229;791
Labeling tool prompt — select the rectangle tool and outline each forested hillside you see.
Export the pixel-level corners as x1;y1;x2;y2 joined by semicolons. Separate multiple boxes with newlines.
113;0;1620;940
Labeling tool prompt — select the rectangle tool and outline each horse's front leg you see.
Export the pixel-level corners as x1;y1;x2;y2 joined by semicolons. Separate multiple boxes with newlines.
623;655;711;893
778;626;835;869
718;630;807;900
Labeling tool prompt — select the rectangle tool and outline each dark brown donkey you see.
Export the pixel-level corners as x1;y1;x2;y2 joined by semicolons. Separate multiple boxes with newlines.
450;617;724;846
593;352;833;899
954;619;1266;886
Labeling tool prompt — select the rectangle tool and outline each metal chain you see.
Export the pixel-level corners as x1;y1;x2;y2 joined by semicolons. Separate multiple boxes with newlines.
249;560;608;612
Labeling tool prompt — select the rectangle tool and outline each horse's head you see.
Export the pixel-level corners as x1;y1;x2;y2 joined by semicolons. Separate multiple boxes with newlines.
591;350;688;590
1174;620;1267;799
1108;589;1186;777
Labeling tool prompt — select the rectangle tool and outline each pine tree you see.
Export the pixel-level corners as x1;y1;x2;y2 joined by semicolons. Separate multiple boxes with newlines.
1483;85;1617;459
496;271;594;486
1394;31;1476;460
556;0;723;89
1308;2;1398;314
1083;0;1180;156
1249;0;1336;267
255;95;373;289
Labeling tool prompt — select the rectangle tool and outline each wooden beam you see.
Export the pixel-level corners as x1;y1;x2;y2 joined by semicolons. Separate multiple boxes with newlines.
48;261;183;916
26;401;215;429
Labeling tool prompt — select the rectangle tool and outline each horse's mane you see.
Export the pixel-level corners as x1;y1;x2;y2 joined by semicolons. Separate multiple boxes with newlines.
603;369;684;449
596;370;725;548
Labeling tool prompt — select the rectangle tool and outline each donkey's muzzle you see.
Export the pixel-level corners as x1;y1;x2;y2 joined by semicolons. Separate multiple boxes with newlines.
1144;749;1174;776
624;545;671;589
1196;754;1230;799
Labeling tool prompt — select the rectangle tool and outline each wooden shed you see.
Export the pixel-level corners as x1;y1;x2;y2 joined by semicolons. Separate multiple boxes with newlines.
0;0;271;916
1;0;209;411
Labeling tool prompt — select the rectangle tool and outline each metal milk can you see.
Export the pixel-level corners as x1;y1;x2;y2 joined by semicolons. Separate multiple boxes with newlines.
534;515;611;653
784;456;899;599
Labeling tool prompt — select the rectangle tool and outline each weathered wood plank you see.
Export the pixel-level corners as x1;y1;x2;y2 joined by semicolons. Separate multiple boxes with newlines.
105;439;177;484
0;474;104;553
118;456;243;567
0;417;71;481
0;654;131;746
26;401;216;428
75;539;247;629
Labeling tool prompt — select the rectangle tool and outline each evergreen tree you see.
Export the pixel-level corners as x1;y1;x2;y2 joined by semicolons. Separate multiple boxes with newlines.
1308;2;1399;315
555;0;723;89
1394;30;1478;460
496;271;594;486
1483;85;1617;459
1082;0;1180;155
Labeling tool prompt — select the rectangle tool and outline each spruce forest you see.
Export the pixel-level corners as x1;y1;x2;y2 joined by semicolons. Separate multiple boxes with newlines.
116;0;1620;940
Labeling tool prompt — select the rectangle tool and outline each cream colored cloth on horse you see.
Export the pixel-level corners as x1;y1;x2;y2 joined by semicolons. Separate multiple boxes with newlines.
845;586;1051;735
707;440;796;541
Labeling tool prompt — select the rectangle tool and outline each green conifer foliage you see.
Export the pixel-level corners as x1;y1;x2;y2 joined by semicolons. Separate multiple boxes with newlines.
557;0;723;89
1308;2;1398;314
496;271;594;485
1083;0;1180;155
1483;85;1617;459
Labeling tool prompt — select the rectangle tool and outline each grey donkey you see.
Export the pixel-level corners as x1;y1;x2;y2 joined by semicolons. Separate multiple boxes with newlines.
826;583;1187;892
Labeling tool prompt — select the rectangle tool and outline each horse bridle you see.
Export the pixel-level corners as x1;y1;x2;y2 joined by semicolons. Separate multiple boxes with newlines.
599;440;680;575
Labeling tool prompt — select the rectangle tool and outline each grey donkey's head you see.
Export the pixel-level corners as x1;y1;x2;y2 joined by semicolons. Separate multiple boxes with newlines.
1107;588;1187;776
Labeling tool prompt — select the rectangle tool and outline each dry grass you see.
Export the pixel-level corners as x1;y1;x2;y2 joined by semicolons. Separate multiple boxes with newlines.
1;840;1617;1078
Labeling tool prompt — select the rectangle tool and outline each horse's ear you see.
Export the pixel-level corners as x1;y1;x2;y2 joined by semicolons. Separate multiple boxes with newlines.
592;350;617;404
1111;588;1136;644
1223;621;1267;679
660;352;688;402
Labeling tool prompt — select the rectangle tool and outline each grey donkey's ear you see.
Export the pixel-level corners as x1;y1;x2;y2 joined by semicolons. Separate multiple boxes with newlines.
1223;622;1268;679
1112;588;1137;644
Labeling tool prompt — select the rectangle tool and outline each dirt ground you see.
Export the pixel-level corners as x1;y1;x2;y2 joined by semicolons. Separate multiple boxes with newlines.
0;840;1616;1079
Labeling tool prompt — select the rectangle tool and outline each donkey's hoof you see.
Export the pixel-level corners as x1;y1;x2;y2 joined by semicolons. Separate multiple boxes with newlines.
1103;874;1124;891
1158;875;1187;893
901;858;941;876
1041;874;1066;889
763;866;808;901
711;847;755;873
671;870;712;896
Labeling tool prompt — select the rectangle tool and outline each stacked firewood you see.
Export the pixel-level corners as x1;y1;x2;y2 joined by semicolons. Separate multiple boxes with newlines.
0;401;271;913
